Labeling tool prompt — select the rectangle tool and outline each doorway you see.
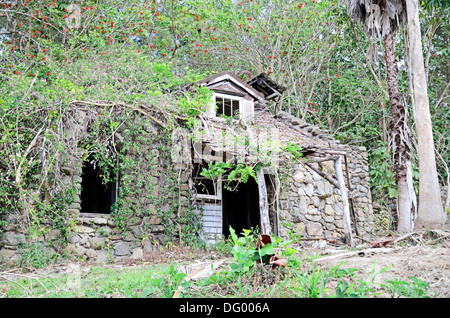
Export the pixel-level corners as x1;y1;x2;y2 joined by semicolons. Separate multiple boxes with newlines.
222;177;261;238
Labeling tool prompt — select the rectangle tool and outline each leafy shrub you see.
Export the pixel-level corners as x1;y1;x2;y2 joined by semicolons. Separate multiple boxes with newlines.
18;242;54;270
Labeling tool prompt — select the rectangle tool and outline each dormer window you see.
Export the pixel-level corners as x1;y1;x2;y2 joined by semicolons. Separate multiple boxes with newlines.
215;94;240;118
191;71;264;121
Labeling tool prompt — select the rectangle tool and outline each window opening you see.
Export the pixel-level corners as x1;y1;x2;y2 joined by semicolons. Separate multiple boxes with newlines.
80;155;117;214
215;96;240;118
193;162;221;200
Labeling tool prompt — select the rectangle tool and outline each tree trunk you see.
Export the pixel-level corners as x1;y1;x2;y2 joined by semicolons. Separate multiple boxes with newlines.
384;24;414;234
405;0;445;229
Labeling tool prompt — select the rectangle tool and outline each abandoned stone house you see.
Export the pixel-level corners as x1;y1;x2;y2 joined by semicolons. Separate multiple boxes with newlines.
0;71;373;264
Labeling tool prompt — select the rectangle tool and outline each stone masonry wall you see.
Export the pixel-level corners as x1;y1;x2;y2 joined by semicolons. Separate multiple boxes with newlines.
277;145;373;242
0;108;190;266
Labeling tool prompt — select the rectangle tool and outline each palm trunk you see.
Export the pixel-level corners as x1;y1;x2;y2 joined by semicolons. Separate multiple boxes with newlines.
405;0;445;229
384;25;413;233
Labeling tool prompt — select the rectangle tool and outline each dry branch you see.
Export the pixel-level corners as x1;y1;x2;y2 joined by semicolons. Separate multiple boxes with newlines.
68;100;167;128
314;247;401;263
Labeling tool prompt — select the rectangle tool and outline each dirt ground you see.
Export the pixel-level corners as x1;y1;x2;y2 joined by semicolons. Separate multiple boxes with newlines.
306;241;450;297
3;229;449;298
116;228;450;297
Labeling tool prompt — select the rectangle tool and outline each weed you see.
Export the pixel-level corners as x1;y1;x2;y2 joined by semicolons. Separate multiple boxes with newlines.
18;242;53;270
381;276;435;298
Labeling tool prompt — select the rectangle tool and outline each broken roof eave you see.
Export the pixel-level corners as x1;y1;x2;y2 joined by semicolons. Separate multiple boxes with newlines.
247;73;287;101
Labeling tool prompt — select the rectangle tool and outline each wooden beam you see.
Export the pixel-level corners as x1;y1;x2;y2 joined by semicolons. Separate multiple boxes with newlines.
334;155;354;246
304;161;341;191
266;91;281;100
257;169;271;235
343;154;360;236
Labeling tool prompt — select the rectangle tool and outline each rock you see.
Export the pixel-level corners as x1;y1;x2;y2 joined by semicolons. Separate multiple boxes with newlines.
144;215;161;225
293;170;304;182
0;248;16;259
45;229;60;241
61;166;75;176
123;231;135;241
291;206;302;223
297;187;306;196
143;240;157;253
86;249;98;258
96;226;112;237
75;245;87;256
298;196;308;215
114;241;130;256
148;225;164;233
96;250;109;263
74;225;95;233
90;237;105;250
305;223;323;236
93;217;108;225
325;223;336;231
131;225;143;238
307;205;319;215
325;205;334;215
304;183;314;197
131;247;143;259
3;232;26;246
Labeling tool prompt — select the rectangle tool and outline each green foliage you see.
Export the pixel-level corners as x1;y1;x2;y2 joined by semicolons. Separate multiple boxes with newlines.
0;45;211;253
18;242;54;270
382;276;435;298
369;145;398;202
227;164;258;185
227;227;296;275
0;0;449;271
283;142;305;162
178;86;214;127
200;161;258;191
141;265;191;298
0;249;437;298
228;227;262;274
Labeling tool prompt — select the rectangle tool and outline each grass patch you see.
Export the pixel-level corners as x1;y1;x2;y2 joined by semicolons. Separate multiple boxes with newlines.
0;256;435;298
0;230;436;298
0;263;176;298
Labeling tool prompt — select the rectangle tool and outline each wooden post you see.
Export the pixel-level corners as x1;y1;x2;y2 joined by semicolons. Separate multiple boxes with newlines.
334;155;354;246
241;117;271;235
257;169;271;235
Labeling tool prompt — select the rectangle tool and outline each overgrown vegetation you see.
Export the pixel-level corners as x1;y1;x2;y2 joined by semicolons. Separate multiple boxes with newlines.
0;227;436;298
0;48;210;260
0;0;448;297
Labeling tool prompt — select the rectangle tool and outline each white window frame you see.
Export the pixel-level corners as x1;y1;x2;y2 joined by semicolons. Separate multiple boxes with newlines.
194;174;223;200
213;93;243;119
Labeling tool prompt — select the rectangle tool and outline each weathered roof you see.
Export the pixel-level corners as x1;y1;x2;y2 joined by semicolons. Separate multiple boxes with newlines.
253;109;341;153
195;109;345;164
187;71;347;162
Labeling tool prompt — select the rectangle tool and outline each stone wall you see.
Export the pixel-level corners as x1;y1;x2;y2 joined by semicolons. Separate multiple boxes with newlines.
0;107;374;266
277;145;373;241
0;107;188;266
